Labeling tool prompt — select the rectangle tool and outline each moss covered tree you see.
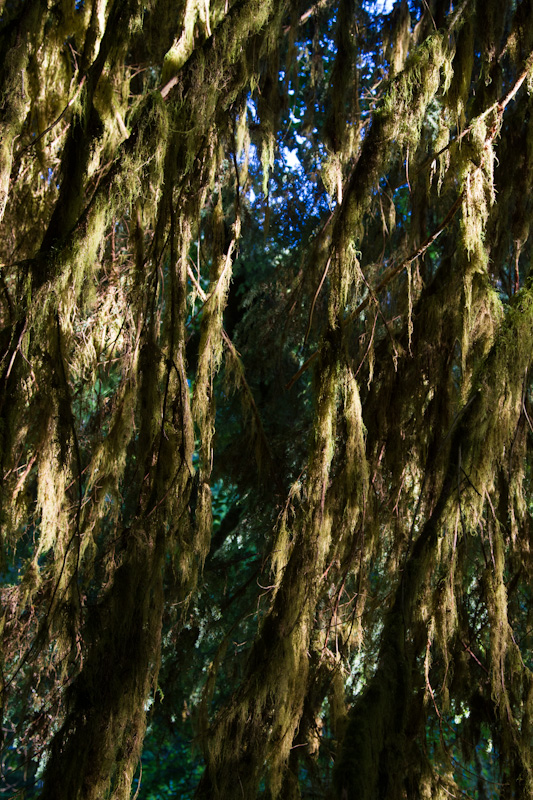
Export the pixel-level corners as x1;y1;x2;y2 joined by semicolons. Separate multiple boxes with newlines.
1;1;533;798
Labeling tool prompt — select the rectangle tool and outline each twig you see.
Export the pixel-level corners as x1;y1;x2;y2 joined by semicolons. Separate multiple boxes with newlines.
186;263;284;493
13;77;87;166
420;49;533;175
286;191;463;390
305;254;332;344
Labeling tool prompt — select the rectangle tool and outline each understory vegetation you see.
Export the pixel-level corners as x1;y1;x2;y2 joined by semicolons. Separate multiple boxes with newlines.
1;0;533;798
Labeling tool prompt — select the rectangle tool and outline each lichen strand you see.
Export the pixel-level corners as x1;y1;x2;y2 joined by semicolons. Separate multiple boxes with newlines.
0;1;288;797
0;0;50;224
198;349;346;799
330;7;533;798
340;31;450;239
445;11;474;130
451;286;533;797
335;281;533;800
40;534;165;800
455;116;501;395
198;205;375;796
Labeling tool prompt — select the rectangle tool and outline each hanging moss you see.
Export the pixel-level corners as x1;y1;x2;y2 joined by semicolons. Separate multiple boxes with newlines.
2;2;533;799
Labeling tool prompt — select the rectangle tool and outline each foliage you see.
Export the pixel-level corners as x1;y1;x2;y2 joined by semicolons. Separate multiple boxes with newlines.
1;1;533;799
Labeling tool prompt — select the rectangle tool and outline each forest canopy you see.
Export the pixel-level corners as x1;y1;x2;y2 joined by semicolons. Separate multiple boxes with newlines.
1;0;533;798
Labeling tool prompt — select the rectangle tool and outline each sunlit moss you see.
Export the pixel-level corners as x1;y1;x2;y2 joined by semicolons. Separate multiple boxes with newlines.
2;2;533;798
